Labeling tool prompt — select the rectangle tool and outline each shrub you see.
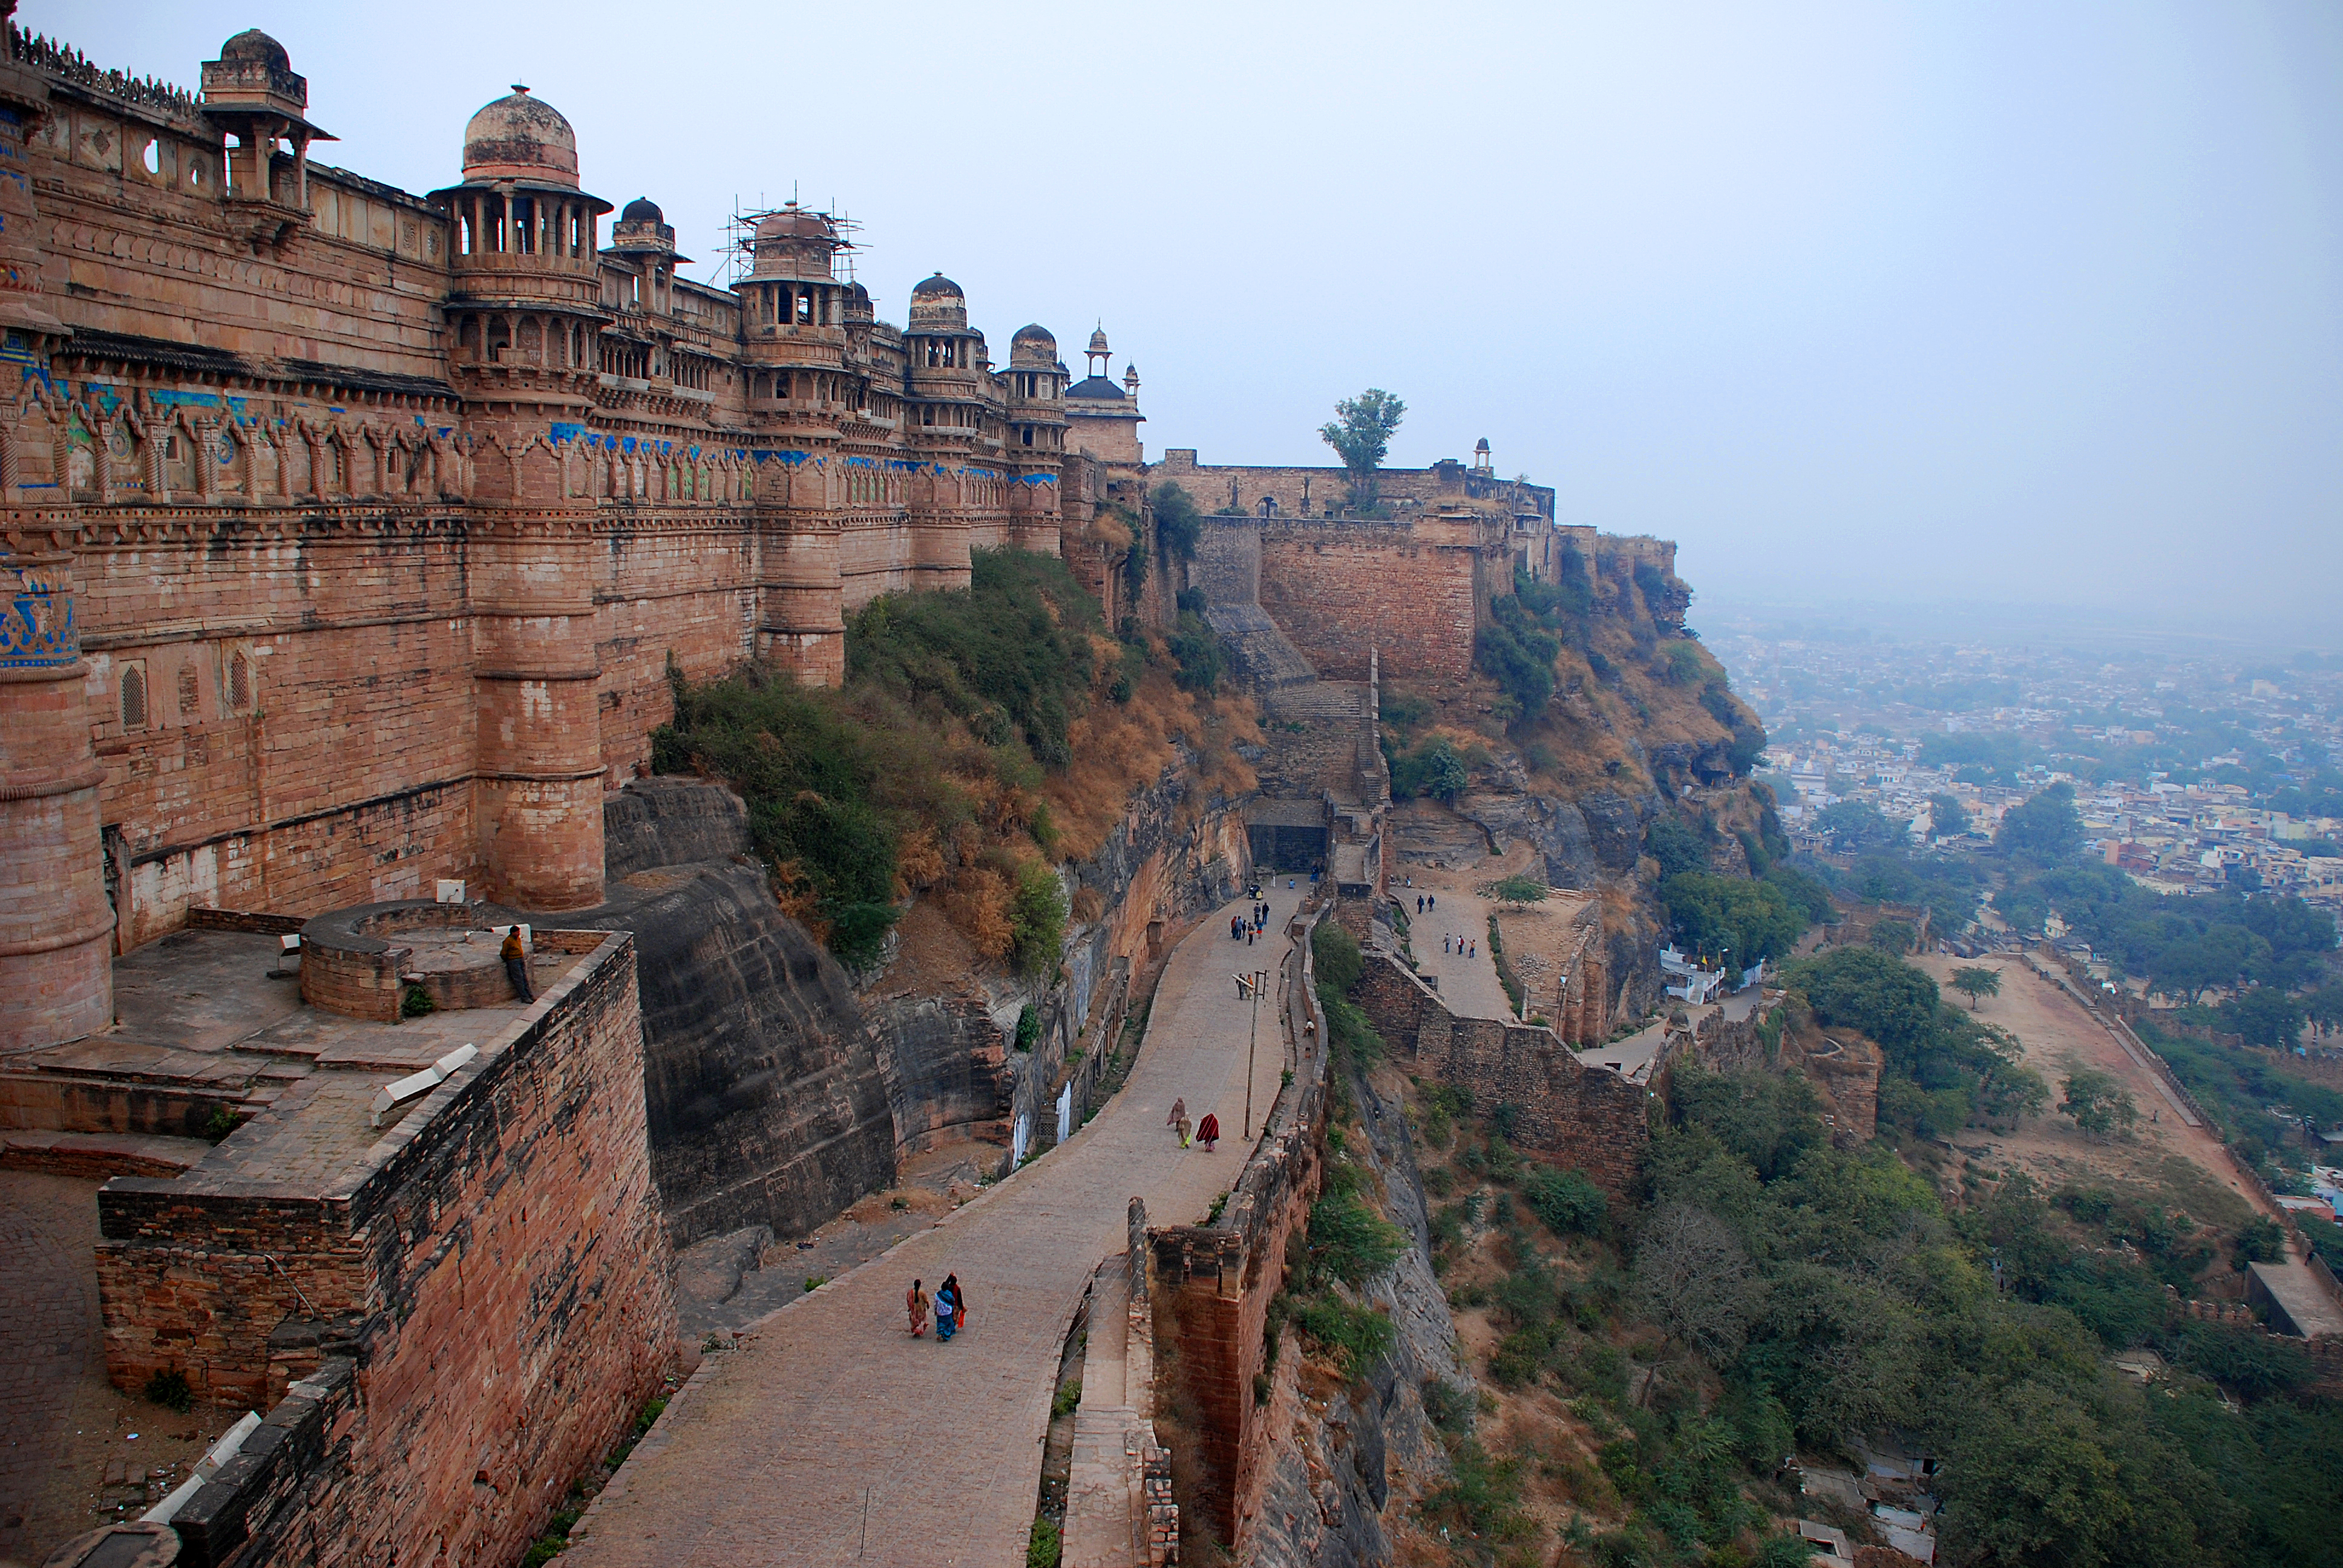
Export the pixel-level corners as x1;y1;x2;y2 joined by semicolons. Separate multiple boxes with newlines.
143;1368;194;1413
1010;860;1068;979
1524;1166;1608;1235
1014;1004;1040;1052
1390;736;1468;801
1291;1295;1397;1373
1026;1516;1063;1568
1310;1192;1406;1285
401;984;434;1018
1312;920;1363;991
1167;610;1225;694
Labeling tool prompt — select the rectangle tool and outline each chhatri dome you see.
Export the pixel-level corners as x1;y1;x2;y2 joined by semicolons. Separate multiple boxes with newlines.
462;85;579;186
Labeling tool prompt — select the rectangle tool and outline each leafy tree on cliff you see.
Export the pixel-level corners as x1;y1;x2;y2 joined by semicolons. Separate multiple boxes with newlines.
1996;782;2084;866
1660;872;1806;965
1478;874;1548;909
1319;388;1406;507
1149;482;1202;562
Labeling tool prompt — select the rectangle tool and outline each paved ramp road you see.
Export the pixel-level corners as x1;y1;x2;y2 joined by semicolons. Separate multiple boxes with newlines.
562;888;1302;1568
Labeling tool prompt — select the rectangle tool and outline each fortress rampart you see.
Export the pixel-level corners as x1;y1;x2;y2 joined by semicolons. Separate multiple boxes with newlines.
0;21;1087;1044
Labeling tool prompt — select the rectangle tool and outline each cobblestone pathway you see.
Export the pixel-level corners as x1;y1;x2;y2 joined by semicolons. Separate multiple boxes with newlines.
564;888;1303;1568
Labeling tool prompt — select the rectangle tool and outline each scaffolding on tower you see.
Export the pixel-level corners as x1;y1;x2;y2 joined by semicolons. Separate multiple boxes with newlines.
722;198;862;289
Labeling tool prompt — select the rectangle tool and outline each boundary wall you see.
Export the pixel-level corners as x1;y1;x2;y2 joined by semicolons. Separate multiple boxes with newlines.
1353;950;1651;1200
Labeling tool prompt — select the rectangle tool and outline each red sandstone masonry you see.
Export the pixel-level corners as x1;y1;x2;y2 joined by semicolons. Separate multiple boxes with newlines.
95;930;677;1567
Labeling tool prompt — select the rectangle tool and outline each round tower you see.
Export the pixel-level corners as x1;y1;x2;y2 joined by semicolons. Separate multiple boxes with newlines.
1003;324;1067;552
0;549;113;1049
435;88;611;910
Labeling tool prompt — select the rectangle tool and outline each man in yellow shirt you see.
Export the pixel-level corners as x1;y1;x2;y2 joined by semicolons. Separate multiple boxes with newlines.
501;927;534;1004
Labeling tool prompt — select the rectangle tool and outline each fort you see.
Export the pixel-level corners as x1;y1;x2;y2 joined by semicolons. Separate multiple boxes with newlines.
0;15;1696;1567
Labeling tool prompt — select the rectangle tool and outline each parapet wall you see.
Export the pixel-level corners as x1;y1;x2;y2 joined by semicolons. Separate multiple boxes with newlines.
1354;950;1651;1200
94;929;677;1567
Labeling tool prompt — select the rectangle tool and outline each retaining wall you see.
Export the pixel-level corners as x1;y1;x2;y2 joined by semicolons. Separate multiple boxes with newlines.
1353;951;1651;1200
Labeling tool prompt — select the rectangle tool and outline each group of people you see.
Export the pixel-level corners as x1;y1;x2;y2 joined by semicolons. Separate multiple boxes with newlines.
1231;887;1275;946
1443;933;1478;959
1412;892;1439;915
1167;1096;1220;1152
904;1273;969;1340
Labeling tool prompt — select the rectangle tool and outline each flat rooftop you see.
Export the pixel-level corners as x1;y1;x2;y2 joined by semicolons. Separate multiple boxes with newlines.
5;926;597;1200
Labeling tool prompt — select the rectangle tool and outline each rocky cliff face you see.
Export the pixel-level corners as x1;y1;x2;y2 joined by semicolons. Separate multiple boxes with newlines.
1243;1059;1467;1568
863;746;1253;1170
582;782;899;1248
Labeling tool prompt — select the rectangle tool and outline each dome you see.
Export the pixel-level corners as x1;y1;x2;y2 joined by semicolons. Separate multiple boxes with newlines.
1009;323;1056;368
218;29;290;70
908;273;968;332
462;86;580;187
621;196;663;223
754;205;833;242
1087;326;1110;354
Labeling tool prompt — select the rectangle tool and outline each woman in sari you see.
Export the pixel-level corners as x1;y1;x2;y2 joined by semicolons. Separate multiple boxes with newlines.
906;1278;930;1338
1197;1112;1220;1152
936;1274;966;1341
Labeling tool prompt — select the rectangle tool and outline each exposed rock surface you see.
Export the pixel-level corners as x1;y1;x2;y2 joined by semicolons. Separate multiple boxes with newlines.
578;783;898;1248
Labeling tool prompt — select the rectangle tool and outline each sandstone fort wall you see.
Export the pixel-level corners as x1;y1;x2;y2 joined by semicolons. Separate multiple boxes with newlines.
94;927;675;1565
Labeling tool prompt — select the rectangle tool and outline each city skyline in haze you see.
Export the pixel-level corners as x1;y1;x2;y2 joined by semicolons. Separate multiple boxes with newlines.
62;0;2343;644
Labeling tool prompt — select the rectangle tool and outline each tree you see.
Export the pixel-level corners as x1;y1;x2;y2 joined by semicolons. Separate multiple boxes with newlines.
2220;985;2306;1050
1629;1203;1754;1365
1929;792;1971;840
1816;799;1900;854
1951;965;2003;1010
2060;1068;2137;1139
1868;918;1917;956
1997;783;2084;866
1478;874;1548;909
1319;388;1406;506
1149;481;1202;561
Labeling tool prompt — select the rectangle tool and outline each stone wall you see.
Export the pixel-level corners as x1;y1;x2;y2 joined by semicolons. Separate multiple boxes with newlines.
1353;951;1651;1200
94;930;677;1567
1256;516;1486;684
1150;449;1555;528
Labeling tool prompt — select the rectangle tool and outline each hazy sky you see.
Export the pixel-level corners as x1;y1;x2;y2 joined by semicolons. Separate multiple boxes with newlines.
64;1;2343;641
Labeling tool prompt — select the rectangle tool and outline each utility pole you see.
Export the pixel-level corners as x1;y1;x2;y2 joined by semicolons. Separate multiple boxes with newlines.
1244;966;1267;1138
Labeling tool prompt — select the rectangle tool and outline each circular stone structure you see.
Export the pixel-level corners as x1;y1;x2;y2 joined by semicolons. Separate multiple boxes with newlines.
299;900;526;1022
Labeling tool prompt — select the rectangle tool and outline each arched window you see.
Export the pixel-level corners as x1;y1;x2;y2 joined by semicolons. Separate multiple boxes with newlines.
120;665;148;730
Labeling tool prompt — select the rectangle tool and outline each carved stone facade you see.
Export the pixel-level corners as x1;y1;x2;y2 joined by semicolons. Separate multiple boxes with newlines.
0;19;1089;1047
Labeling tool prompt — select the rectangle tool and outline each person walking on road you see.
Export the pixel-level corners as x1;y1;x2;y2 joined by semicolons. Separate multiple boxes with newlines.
906;1278;930;1338
501;927;534;1003
1168;1097;1186;1131
1198;1112;1220;1152
935;1275;966;1341
1176;1113;1193;1148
